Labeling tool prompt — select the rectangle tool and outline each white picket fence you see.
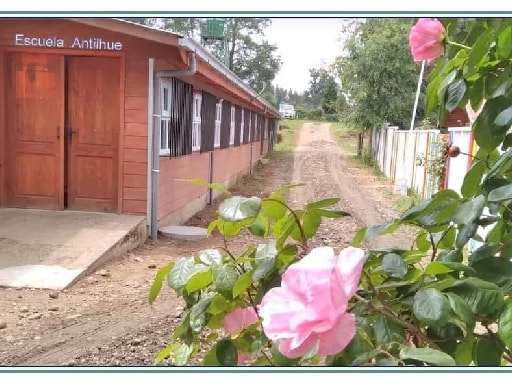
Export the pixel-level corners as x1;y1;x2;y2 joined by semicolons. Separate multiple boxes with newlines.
372;125;474;199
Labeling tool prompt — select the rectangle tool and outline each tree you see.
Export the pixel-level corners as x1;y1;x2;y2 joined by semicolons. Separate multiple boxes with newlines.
336;18;426;130
306;67;338;108
321;77;339;114
123;18;282;96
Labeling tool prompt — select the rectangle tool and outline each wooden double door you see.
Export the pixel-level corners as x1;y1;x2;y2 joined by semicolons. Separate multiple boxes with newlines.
4;52;121;212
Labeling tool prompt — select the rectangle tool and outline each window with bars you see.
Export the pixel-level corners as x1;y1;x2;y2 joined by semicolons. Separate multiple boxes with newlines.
229;105;236;145
192;93;202;152
214;100;222;148
248;111;252;143
240;109;245;144
158;78;193;157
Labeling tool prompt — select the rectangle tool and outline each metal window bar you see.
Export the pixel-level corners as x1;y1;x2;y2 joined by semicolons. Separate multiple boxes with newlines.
167;78;193;158
220;100;232;149
201;91;217;153
234;105;242;146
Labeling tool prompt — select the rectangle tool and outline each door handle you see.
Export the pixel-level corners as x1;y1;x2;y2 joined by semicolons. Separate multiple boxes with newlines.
66;127;78;142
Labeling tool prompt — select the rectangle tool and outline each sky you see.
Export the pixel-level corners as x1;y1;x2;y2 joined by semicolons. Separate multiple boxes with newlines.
265;18;348;94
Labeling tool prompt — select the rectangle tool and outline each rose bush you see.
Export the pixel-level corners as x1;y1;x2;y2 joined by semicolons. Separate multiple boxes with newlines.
150;18;512;366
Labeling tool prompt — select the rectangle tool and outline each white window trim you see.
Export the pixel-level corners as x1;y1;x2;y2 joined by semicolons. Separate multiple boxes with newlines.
159;80;172;155
214;100;222;148
229;105;236;146
192;93;202;152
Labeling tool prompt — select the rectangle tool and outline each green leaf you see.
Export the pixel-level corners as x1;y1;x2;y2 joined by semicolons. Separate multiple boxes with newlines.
415;231;432;252
218;196;262;222
199;249;223;266
207;294;229;315
438;249;463;262
272;183;305;197
361;220;401;243
472;257;512;292
155;343;178;364
215;339;238;366
485;147;512;180
474;97;511;151
212;264;239;296
497;25;512;58
313;209;350;218
424;262;454;276
455;335;475;365
232;271;254;298
448;278;504;315
472;337;502;366
168;258;195;290
190;293;214;332
186;267;212;293
373;316;405;345
413;288;451;327
306;198;340;210
253;241;278;282
488;184;512;202
187;178;229;194
468;27;494;71
469;76;485;111
248;216;267;237
461;161;487;198
261;199;287;221
207;218;221;236
203;345;220;366
439;227;457;249
437;69;457;100
445;292;475;336
469;243;500;265
173;344;193;366
456;222;479;250
495;106;512;126
445;78;467;112
437;261;475;275
399;347;456;366
351;227;367;247
381;253;408;279
498;302;512;350
149;262;174;305
303;211;321;239
452;195;485;226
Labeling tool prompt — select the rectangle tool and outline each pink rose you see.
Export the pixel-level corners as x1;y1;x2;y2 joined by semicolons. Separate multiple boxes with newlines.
258;246;365;359
409;18;446;62
224;307;259;365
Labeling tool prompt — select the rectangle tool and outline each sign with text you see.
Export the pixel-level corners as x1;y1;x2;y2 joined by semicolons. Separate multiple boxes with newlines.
15;34;123;51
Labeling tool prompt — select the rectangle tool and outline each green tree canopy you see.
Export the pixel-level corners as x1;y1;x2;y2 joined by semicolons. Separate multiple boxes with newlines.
336;18;426;130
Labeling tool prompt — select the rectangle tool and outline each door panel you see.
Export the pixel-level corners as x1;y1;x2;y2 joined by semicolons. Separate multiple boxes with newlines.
67;56;120;212
5;53;64;209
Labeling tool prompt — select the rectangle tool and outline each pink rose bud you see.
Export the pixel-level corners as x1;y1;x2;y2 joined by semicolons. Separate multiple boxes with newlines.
409;18;446;62
258;246;365;359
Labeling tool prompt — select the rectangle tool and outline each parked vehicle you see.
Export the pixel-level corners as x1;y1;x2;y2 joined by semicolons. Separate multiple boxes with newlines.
279;103;296;119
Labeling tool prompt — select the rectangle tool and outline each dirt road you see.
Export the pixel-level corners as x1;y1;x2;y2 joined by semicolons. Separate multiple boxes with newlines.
0;122;415;366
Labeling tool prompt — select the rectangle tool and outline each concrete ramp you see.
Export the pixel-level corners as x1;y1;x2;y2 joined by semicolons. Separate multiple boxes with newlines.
0;209;146;290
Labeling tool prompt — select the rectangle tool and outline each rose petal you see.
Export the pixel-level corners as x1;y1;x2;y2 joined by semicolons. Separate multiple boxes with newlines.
237;352;252;366
317;312;356;357
224;307;259;335
259;286;306;340
278;333;319;359
335;247;365;299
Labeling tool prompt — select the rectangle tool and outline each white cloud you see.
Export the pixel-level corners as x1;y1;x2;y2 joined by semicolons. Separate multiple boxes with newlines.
265;18;347;93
